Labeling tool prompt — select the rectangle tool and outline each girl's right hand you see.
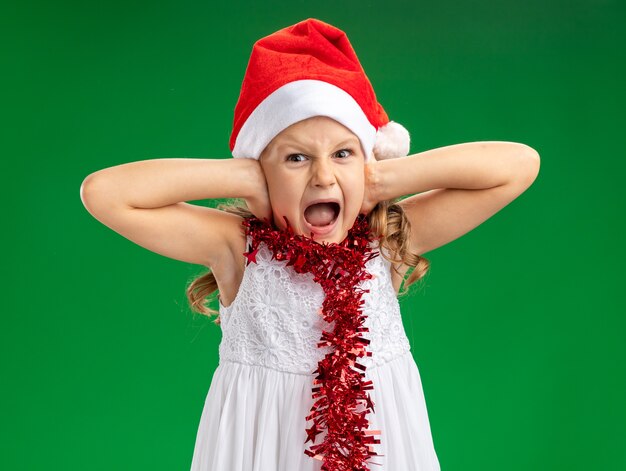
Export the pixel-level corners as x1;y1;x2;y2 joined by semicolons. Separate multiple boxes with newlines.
244;160;273;222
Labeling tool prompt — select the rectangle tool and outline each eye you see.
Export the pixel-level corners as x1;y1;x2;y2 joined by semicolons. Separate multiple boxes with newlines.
286;153;307;162
335;148;354;159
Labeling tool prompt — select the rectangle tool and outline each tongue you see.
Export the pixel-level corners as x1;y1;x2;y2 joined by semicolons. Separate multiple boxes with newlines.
304;203;337;226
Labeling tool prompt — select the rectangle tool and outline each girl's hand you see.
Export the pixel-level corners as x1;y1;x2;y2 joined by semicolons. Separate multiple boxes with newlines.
360;160;381;215
244;160;273;222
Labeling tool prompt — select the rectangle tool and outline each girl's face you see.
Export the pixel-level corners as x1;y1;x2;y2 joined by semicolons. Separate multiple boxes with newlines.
259;116;367;245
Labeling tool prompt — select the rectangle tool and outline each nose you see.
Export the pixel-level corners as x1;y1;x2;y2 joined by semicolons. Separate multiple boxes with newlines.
311;159;337;188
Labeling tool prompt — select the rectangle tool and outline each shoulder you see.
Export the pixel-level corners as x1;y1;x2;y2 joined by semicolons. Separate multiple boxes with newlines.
370;239;408;295
377;244;408;295
203;211;249;307
207;210;248;269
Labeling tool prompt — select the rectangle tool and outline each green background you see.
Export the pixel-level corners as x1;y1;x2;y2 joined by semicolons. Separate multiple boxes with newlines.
3;0;625;469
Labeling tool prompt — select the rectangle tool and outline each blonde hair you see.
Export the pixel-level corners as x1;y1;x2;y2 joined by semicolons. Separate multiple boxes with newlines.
186;198;430;324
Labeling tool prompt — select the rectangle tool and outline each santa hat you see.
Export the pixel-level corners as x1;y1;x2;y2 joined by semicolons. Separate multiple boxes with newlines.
229;18;410;162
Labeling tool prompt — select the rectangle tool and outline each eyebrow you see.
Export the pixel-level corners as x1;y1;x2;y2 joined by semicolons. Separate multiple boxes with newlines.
276;137;360;151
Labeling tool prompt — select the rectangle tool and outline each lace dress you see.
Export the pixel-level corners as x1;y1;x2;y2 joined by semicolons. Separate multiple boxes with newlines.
190;236;441;471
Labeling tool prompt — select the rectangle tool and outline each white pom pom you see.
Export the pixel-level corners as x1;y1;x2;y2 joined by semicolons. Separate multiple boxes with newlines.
372;120;411;160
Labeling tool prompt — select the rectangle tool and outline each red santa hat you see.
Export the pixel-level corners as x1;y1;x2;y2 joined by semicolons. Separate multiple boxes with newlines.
229;18;410;162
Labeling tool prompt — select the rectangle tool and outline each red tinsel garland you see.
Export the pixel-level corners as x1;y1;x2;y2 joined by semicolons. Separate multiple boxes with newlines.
242;214;383;471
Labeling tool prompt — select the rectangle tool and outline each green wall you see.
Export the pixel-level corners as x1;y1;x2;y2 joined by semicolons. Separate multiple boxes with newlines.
3;0;624;469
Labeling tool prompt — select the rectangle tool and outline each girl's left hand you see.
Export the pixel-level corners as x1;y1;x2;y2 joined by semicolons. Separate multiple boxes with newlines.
360;160;380;215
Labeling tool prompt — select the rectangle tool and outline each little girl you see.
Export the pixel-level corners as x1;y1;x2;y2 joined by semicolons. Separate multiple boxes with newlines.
81;18;540;471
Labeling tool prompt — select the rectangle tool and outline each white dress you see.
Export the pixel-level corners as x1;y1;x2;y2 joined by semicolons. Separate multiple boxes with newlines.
190;235;441;471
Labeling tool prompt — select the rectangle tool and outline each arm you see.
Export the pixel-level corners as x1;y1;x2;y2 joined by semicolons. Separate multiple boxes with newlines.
80;158;271;267
367;141;540;255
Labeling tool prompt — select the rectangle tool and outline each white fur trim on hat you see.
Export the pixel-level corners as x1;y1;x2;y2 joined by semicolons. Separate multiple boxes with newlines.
372;120;411;160
232;79;377;161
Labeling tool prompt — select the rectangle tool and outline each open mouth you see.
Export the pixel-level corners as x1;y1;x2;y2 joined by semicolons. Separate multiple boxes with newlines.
303;201;340;228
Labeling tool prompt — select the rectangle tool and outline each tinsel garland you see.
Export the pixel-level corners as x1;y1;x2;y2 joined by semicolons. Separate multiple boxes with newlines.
242;214;383;471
